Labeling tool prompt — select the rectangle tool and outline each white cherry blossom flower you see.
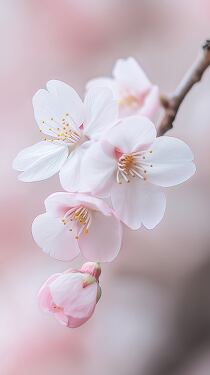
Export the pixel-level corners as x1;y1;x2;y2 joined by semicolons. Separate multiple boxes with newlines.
79;116;196;230
13;80;118;186
32;192;122;262
87;57;160;119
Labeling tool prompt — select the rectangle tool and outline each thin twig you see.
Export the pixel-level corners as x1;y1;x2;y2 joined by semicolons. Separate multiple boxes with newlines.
157;40;210;137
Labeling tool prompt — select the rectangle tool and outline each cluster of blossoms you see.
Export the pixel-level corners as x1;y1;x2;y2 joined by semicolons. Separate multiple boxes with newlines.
13;58;196;328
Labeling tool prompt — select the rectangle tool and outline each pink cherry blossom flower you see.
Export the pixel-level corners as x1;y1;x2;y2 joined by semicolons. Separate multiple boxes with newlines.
13;80;118;187
32;192;122;262
87;57;160;119
79;116;196;230
38;262;102;328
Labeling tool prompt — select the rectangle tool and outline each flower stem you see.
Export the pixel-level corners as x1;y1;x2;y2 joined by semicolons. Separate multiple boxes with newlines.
157;40;210;136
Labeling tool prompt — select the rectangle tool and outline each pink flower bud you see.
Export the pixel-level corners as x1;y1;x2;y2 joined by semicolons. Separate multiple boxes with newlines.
38;263;101;328
80;262;101;281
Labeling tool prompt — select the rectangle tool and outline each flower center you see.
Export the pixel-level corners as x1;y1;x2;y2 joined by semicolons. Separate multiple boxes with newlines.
61;206;92;239
41;113;81;145
117;150;153;184
118;95;139;108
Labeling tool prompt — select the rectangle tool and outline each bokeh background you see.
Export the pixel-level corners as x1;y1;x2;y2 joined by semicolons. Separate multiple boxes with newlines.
2;1;210;374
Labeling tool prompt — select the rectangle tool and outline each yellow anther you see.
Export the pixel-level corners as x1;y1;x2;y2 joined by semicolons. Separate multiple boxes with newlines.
118;95;139;107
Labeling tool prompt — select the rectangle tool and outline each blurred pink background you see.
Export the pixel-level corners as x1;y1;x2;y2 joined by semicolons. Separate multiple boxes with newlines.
2;1;210;374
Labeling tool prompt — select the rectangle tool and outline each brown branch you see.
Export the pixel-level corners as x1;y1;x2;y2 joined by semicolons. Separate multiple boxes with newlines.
157;40;210;137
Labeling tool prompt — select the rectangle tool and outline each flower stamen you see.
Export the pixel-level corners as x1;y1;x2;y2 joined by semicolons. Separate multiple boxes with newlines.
61;206;92;239
41;114;81;145
117;150;153;184
118;95;139;108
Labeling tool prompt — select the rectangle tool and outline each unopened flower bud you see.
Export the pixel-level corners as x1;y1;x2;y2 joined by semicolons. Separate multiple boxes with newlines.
80;262;101;281
38;263;102;328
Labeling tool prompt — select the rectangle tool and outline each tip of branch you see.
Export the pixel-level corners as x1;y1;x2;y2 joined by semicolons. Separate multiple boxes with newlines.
203;40;210;51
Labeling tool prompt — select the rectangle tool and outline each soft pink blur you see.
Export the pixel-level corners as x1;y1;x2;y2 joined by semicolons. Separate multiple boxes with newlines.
2;1;210;374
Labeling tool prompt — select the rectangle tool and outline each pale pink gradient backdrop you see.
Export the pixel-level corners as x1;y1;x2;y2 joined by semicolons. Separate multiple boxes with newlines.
2;1;210;374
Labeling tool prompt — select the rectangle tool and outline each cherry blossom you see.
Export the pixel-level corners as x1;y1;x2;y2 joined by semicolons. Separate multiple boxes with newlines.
87;57;160;118
13;80;118;185
38;262;101;328
79;116;196;230
32;192;122;262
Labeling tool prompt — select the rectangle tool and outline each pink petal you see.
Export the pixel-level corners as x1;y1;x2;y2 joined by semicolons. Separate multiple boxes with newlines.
105;116;157;154
72;193;111;215
44;192;80;217
78;210;122;262
32;213;80;261
111;178;166;230
45;191;112;217
50;273;97;320
55;309;97;328
38;273;61;311
67;315;94;328
80;262;101;281
145;136;196;187
54;310;69;326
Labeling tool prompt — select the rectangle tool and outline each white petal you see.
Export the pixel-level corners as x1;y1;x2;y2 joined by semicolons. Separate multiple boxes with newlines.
79;141;116;193
71;193;111;214
46;191;111;218
86;77;119;100
111;178;166;230
139;85;160;120
13;141;68;182
44;192;81;217
84;86;118;139
32;213;80;261
59;142;91;192
106;116;156;154
78;211;122;262
13;142;51;171
113;57;151;93
33;80;84;136
145;136;196;187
